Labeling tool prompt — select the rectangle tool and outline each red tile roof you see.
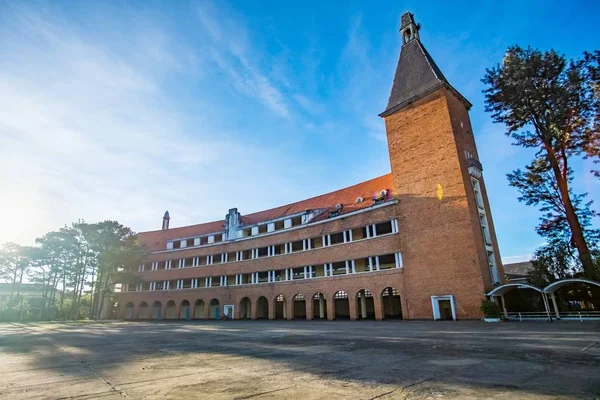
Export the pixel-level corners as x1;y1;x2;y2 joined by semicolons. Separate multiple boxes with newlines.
137;173;393;252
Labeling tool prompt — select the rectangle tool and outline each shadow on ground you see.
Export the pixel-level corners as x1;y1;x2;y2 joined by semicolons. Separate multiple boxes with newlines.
1;320;599;399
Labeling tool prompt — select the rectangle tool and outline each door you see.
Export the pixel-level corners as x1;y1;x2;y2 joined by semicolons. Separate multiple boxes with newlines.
185;307;190;319
224;305;234;319
439;300;453;320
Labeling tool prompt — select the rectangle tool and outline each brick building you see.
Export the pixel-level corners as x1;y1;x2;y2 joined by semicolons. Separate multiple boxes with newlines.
114;12;503;321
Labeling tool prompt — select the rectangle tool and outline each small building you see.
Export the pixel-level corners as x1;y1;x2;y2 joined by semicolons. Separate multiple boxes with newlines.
114;12;504;321
503;262;532;283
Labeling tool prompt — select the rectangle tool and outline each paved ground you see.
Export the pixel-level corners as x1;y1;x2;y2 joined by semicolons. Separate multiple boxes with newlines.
0;321;599;400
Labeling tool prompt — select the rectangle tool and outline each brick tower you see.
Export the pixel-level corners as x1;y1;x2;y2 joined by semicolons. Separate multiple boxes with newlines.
380;12;503;319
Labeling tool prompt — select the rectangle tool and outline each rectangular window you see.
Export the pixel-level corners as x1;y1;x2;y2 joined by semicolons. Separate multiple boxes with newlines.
375;221;394;236
330;232;345;245
274;220;285;231
480;214;492;244
379;254;396;270
354;258;370;273
310;237;323;249
290;240;303;252
488;251;500;284
257;271;269;283
240;249;251;260
331;261;347;276
271;245;282;256
257;247;268;258
352;226;366;241
472;178;485;209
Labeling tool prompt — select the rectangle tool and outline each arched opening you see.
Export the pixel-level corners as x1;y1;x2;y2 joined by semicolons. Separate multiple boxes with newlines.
138;301;150;319
152;301;162;320
381;287;402;319
239;297;251;319
209;299;220;320
165;300;176;319
275;294;287;319
180;300;191;319
313;292;327;319
356;289;375;320
292;294;306;319
488;283;550;321
125;302;135;320
333;291;350;320
256;296;269;319
544;279;600;320
194;299;205;319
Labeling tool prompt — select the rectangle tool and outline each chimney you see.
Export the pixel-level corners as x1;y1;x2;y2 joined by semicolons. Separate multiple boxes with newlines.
162;211;170;230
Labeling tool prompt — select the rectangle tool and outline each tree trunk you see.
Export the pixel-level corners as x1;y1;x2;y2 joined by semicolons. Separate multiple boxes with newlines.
9;269;17;302
548;155;596;278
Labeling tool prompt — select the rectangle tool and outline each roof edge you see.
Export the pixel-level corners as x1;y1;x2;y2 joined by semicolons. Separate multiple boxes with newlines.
379;82;472;118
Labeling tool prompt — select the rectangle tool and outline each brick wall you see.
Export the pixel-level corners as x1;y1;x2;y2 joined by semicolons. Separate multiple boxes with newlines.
383;88;494;319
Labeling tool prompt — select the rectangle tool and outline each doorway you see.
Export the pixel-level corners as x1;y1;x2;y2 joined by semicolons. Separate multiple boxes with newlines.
431;295;456;321
223;305;234;319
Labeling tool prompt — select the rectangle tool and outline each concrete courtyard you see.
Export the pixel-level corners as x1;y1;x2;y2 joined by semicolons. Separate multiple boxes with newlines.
0;320;599;400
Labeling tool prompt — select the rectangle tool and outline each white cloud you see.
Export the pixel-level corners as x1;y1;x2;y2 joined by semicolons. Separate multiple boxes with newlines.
194;2;290;118
0;3;305;244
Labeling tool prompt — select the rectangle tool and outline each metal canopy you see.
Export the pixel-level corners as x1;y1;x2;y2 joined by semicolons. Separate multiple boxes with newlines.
543;278;600;294
486;283;543;297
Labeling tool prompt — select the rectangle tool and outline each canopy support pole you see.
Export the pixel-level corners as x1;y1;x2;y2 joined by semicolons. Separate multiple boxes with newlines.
550;293;560;320
500;295;508;319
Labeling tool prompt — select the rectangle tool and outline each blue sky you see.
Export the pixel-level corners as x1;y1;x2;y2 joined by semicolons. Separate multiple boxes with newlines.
0;0;598;262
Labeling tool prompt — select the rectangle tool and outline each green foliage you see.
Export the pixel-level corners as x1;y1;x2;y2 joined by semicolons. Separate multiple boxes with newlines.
480;300;502;319
483;45;599;279
0;220;147;322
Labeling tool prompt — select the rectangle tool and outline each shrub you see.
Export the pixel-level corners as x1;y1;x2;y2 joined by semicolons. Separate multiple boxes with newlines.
480;300;502;318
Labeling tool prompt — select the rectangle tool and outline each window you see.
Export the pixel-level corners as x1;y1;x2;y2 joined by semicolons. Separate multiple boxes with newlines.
257;247;268;258
331;261;347;275
274;220;285;231
334;291;348;299
257;271;269;283
290;240;303;252
480;214;492;244
330;232;345;245
271;245;283;256
375;221;393;236
290;267;305;280
471;178;484;209
354;258;370;273
172;241;181;249
378;254;396;270
240;250;251;260
488;251;500;284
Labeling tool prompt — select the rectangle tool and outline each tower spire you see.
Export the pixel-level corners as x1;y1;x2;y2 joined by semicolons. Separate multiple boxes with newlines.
400;12;420;45
379;12;471;118
162;211;170;230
